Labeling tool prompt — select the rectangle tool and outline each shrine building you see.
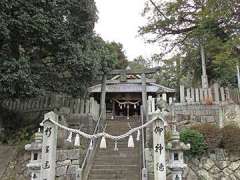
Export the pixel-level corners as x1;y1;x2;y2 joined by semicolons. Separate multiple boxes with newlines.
88;67;175;119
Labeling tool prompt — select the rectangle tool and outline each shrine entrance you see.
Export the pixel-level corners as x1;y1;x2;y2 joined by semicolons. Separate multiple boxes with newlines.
106;92;142;118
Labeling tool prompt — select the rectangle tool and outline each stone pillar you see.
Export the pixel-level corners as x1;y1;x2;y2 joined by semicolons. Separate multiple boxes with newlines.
213;83;220;103
195;88;200;102
41;111;58;180
141;73;148;122
152;113;166;180
220;87;225;102
199;88;204;103
200;44;209;89
80;99;85;114
208;88;213;102
186;89;191;103
180;85;185;103
100;74;107;122
225;87;230;101
85;100;90;114
191;88;195;102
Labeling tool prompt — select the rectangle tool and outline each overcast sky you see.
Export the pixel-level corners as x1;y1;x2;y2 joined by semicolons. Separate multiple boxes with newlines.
94;0;160;61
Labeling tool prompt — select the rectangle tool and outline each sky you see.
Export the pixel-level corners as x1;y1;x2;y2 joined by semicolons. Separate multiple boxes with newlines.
94;0;160;61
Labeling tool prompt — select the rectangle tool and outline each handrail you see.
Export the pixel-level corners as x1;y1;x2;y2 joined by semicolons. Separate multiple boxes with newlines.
81;112;103;171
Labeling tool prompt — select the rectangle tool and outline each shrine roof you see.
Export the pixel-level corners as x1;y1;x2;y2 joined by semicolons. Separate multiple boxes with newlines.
88;81;175;93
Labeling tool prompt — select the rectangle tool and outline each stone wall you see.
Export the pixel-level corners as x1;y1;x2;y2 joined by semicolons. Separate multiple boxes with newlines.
1;148;30;180
56;149;84;180
223;104;240;127
145;148;240;180
185;150;240;180
171;104;221;129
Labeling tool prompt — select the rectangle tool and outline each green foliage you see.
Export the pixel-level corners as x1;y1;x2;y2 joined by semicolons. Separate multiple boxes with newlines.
0;106;37;144
0;0;118;99
221;124;240;155
109;42;128;69
140;0;240;86
180;129;207;158
191;123;222;152
152;54;182;89
128;55;152;72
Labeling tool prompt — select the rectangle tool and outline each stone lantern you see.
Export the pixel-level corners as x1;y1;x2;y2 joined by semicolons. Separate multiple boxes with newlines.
25;129;43;180
167;125;190;180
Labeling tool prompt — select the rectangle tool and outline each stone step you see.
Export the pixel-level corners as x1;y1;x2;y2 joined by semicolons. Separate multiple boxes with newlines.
88;119;141;180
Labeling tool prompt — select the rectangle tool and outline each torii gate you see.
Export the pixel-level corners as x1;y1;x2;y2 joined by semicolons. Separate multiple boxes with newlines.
99;67;160;122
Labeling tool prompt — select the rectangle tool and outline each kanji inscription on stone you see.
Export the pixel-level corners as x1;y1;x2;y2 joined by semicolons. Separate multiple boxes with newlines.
41;112;58;180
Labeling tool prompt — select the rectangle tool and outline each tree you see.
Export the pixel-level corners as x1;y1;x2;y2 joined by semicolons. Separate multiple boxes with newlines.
0;0;118;99
140;0;240;86
110;42;128;69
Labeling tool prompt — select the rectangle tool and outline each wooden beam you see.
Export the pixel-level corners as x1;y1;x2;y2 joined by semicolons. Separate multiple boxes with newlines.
106;79;156;84
98;67;160;75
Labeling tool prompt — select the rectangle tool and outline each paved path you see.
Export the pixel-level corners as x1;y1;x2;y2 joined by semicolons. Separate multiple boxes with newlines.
0;145;16;178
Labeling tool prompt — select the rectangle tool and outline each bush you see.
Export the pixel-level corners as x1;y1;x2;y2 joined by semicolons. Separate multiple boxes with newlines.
180;129;207;158
191;123;221;152
0;106;39;144
221;124;240;155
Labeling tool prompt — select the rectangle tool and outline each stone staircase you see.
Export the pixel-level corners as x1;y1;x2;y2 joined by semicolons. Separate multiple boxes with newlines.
87;119;142;180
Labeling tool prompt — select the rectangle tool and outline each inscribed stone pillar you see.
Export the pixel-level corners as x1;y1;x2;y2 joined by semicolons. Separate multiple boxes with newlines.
85;100;90;114
80;99;85;114
180;85;185;103
199;88;204;103
191;88;195;102
41;111;58;180
213;83;220;103
153;117;166;180
195;88;200;102
208;88;213;101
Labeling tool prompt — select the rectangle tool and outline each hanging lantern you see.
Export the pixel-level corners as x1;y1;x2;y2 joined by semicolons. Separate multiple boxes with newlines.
128;135;134;148
120;104;122;109
136;130;140;141
114;141;118;151
66;132;73;143
134;104;136;109
100;136;107;149
74;134;80;147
